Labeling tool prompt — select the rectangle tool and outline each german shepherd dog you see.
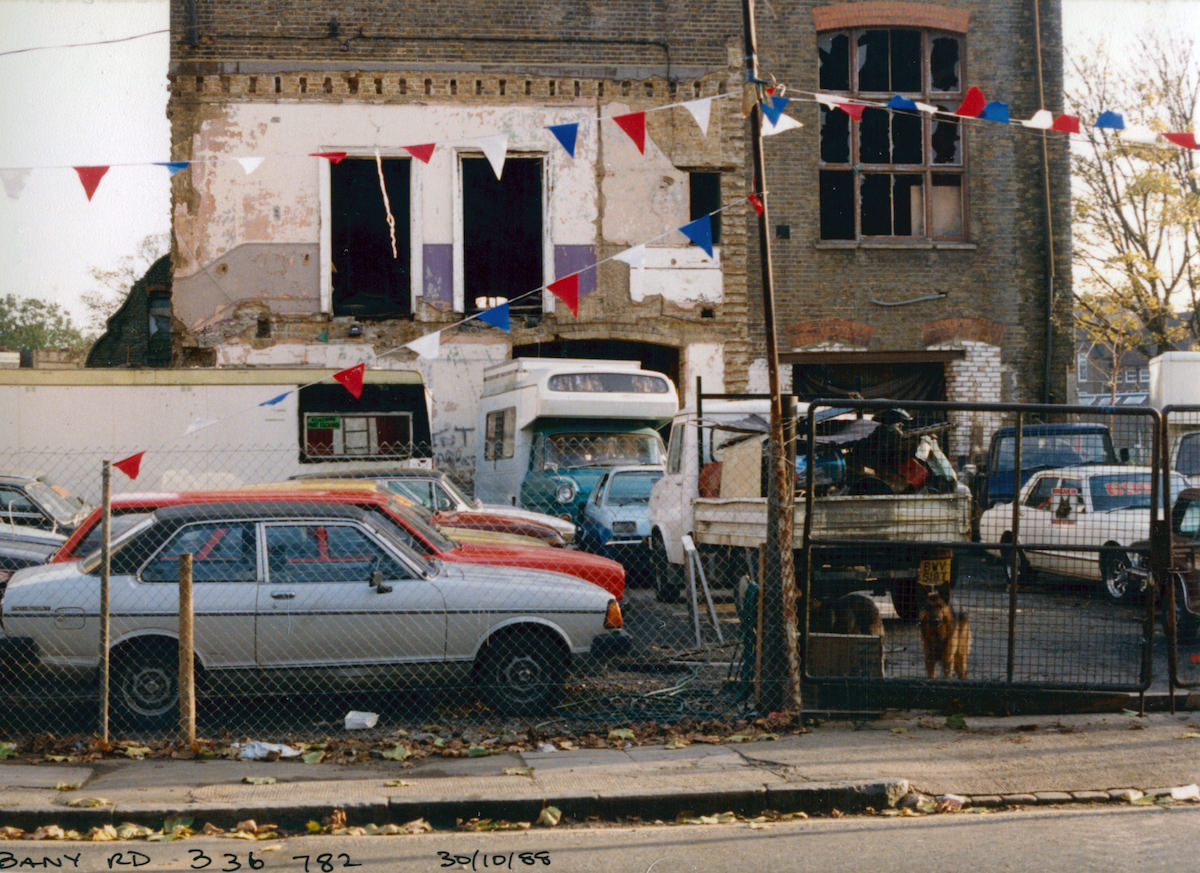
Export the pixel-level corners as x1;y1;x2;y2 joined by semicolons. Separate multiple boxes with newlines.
918;590;970;679
810;592;886;674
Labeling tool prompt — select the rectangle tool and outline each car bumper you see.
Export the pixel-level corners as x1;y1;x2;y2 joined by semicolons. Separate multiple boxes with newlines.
586;630;632;662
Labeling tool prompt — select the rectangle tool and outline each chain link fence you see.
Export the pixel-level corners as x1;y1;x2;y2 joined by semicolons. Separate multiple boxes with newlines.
0;405;1190;743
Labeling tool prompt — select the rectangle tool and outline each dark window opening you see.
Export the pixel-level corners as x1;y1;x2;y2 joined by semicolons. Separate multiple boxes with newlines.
819;32;851;91
688;171;722;246
463;156;543;316
861;173;922;237
930;36;961;91
330;157;412;319
298;383;431;462
820;105;851;163
792;360;947;428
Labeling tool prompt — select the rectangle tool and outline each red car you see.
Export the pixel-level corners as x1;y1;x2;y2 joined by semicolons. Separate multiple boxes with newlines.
53;488;625;599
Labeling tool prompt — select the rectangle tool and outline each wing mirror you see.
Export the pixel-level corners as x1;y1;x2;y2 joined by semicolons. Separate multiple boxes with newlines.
371;566;392;594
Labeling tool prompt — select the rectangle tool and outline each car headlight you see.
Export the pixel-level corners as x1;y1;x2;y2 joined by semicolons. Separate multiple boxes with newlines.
612;521;637;535
555;480;577;504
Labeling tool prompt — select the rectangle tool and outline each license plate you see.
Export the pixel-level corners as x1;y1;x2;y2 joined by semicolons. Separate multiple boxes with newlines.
918;557;952;587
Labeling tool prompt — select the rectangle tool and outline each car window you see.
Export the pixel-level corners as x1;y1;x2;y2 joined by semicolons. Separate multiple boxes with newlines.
387;479;435;509
141;521;257;583
1024;477;1057;509
1178;499;1200;539
0;487;42;522
70;512;152;559
429;482;458;512
1178;433;1200;478
264;523;407;584
608;471;662;503
1089;474;1155;512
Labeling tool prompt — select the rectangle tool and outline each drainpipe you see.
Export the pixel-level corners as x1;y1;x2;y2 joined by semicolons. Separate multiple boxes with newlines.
1033;0;1057;404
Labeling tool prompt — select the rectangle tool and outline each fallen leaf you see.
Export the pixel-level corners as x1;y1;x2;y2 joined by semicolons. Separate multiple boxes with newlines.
466;745;491;758
536;806;562;827
66;797;111;808
663;740;688;750
365;823;403;836
29;826;67;841
242;776;276;785
301;750;325;765
0;742;16;760
87;825;118;842
401;818;431;834
235;819;258;833
123;745;153;759
306;821;323;834
608;728;635;741
502;767;534;777
945;714;968;730
381;745;410;761
0;826;25;840
383;779;415;788
201;823;224;836
54;782;81;791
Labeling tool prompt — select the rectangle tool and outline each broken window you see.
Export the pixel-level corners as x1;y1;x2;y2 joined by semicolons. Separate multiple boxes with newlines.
330;157;412;318
462;155;544;316
818;27;966;241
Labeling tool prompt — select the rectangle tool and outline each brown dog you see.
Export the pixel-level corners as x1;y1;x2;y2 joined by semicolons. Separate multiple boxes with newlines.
918;591;970;679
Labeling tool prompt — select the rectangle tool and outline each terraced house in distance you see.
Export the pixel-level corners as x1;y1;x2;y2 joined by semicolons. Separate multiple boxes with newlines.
152;0;1069;477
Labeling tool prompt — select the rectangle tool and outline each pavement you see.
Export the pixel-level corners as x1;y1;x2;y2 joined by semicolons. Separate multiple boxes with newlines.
5;701;1200;834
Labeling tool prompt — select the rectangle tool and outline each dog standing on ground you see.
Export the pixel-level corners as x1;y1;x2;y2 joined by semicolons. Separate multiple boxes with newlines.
918;590;970;679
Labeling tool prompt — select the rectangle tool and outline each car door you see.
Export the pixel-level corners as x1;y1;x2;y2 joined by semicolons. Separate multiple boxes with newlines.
1048;476;1090;578
1019;475;1058;573
255;520;446;672
137;520;259;668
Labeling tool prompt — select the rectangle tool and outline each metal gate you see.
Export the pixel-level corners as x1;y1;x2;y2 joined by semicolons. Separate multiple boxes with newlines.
793;399;1164;701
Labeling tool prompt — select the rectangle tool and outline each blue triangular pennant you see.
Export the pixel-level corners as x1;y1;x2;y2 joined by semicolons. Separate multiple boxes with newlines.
760;95;790;126
979;101;1010;123
1095;110;1125;130
478;302;510;332
887;95;917;111
681;215;714;258
259;391;291;407
157;161;190;176
548;123;579;158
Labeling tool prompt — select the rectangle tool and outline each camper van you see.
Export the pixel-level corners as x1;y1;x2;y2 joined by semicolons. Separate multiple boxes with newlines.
474;358;678;521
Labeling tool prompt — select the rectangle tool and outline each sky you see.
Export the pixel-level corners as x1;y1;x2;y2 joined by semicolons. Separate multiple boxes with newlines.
0;0;1197;326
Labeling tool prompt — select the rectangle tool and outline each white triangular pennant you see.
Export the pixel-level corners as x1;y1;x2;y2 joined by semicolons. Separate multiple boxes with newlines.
762;113;803;137
614;244;646;270
815;93;839;109
235;156;265;175
406;331;441;359
1022;109;1054;129
0;169;31;199
1120;124;1159;144
682;98;714;136
914;101;937;114
184;418;219;435
476;134;508;180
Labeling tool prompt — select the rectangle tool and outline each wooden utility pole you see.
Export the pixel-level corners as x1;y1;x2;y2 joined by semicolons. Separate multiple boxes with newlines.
741;0;801;713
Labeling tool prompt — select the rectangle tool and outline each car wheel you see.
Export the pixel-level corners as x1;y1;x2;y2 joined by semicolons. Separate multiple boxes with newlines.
1101;547;1135;605
112;642;179;730
890;578;925;623
650;534;683;603
476;628;567;716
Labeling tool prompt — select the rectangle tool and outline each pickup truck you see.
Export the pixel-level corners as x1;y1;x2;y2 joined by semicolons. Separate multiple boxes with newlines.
646;398;973;621
970;423;1117;510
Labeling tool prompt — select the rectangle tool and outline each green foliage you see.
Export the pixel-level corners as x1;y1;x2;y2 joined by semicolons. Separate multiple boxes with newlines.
0;294;86;351
1068;31;1200;357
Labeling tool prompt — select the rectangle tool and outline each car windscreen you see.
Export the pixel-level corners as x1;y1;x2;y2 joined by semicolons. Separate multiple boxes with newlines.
80;514;158;573
70;512;152;558
26;480;89;524
606;471;662;503
992;433;1114;473
545;432;664;468
376;500;459;553
1089;473;1189;512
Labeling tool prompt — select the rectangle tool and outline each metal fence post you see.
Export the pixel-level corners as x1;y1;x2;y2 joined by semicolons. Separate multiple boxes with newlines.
99;461;111;741
178;553;196;744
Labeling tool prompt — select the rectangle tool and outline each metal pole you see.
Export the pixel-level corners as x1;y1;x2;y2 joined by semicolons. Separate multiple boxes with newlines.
742;0;800;713
99;462;111;741
178;553;196;744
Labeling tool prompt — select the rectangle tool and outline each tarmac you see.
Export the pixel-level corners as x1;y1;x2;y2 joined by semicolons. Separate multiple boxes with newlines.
5;700;1200;834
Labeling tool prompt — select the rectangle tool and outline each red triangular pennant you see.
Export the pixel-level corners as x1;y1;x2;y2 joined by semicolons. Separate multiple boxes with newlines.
113;452;144;480
837;101;865;120
404;144;436;164
747;193;764;216
547;274;579;317
310;151;347;164
613;112;647;154
1164;132;1199;150
955;86;986;118
333;363;365;399
74;166;110;201
1051;113;1081;134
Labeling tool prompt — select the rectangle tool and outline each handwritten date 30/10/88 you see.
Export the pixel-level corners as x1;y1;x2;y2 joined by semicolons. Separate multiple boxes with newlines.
438;851;551;869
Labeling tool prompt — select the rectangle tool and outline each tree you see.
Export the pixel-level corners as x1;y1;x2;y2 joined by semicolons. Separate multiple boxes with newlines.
1068;32;1200;357
0;295;85;350
81;233;169;338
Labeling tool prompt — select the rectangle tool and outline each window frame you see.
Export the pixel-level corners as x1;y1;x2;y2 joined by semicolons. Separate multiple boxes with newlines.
817;26;968;243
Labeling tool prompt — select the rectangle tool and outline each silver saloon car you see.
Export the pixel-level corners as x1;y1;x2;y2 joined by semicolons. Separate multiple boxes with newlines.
0;501;626;727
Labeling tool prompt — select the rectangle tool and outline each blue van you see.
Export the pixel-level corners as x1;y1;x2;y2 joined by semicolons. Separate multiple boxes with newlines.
974;423;1117;508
